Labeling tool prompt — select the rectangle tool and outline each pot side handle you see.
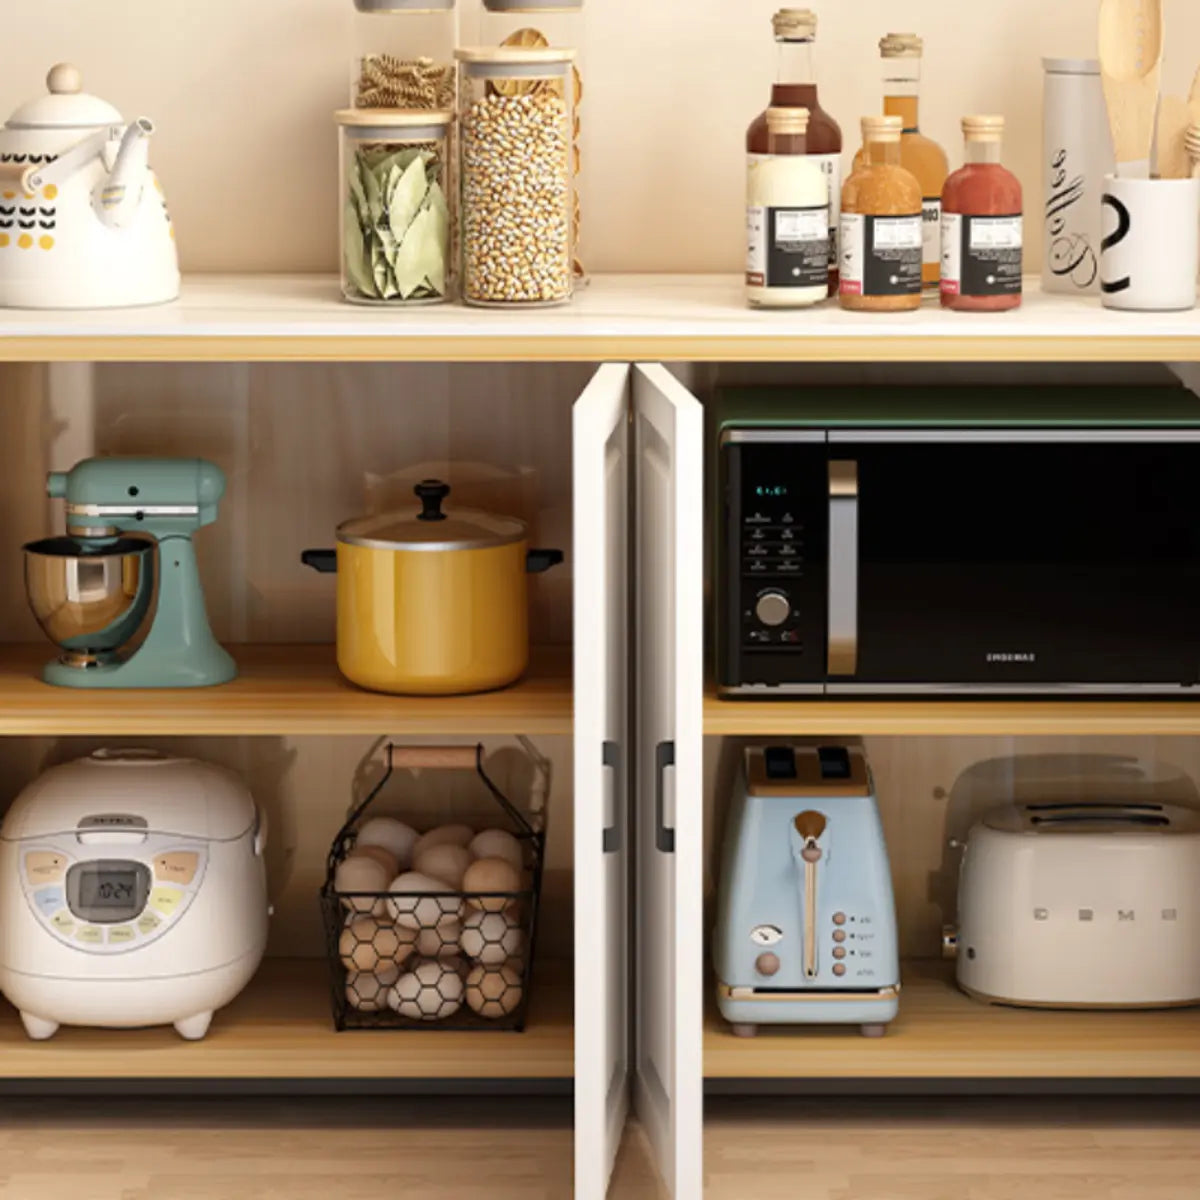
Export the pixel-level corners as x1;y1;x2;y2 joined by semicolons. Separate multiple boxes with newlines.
526;548;564;574
301;548;338;573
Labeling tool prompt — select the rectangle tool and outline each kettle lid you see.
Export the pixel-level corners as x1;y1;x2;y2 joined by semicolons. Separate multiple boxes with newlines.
6;64;123;131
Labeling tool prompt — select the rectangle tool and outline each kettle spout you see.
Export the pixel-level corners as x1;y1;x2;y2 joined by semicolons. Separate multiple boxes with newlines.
94;118;154;228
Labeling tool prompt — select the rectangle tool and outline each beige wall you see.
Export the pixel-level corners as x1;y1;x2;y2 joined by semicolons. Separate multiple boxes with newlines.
8;1;1200;275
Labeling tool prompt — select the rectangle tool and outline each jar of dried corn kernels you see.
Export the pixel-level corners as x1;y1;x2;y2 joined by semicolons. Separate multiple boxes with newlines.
351;0;457;111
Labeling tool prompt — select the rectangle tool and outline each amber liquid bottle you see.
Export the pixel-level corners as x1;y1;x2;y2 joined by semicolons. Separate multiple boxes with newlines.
853;34;948;288
747;9;843;294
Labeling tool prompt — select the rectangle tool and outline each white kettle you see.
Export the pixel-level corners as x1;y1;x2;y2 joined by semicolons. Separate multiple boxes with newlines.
0;64;179;309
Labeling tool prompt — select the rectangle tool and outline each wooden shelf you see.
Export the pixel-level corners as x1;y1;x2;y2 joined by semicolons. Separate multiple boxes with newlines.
704;960;1200;1080
0;644;572;736
0;274;1196;364
705;687;1200;737
0;958;573;1080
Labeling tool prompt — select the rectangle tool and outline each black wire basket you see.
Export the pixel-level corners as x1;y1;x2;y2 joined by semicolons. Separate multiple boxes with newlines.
321;743;544;1031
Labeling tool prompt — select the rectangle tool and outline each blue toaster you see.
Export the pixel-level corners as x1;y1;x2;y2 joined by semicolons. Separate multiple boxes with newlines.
714;744;901;1037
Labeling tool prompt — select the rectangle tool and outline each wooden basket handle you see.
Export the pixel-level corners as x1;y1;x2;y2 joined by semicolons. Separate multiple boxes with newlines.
389;745;479;770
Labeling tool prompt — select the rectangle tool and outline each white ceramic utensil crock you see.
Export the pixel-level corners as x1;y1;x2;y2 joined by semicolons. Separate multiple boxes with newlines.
0;64;179;309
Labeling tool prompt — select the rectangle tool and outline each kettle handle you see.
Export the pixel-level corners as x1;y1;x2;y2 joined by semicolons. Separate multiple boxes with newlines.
23;125;121;194
301;548;337;573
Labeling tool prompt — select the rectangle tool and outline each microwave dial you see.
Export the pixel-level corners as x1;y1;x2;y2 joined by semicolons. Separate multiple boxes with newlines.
755;591;792;627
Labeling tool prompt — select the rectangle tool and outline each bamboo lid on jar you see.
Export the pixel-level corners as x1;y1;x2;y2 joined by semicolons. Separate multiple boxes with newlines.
962;115;1005;141
773;9;817;40
861;114;903;144
879;33;924;59
766;107;810;135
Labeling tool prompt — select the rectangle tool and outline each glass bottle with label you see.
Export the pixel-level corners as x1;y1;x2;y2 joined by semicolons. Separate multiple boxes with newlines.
941;116;1022;312
746;108;830;308
853;33;947;288
747;9;843;295
351;0;457;110
840;116;923;312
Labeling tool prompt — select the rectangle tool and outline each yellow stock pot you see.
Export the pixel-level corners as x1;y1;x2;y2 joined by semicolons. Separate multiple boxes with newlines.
302;480;562;696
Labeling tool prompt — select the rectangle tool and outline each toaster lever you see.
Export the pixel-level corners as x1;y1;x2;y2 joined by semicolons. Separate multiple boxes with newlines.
793;810;828;980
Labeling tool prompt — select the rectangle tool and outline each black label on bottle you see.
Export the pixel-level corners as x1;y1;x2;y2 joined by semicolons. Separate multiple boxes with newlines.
941;213;1023;297
839;212;923;297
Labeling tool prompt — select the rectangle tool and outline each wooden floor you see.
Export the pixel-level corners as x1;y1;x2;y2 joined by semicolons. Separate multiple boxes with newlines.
0;1096;1195;1199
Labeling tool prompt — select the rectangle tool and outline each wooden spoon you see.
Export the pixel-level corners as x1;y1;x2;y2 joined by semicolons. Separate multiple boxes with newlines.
1157;95;1193;178
1098;0;1165;178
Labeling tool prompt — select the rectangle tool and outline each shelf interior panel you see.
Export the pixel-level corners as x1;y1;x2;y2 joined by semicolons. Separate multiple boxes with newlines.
0;958;573;1080
704;960;1200;1080
0;644;573;736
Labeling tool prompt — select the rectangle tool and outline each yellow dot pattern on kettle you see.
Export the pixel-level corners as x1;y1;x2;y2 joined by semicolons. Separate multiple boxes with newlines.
39;235;54;251
43;184;57;200
0;234;9;248
1;192;13;201
18;234;32;250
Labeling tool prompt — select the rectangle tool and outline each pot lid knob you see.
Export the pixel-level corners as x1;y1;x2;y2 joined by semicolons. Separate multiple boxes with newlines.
414;479;450;522
47;63;83;95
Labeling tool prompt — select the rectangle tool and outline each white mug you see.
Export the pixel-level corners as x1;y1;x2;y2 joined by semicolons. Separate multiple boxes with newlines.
1100;176;1200;311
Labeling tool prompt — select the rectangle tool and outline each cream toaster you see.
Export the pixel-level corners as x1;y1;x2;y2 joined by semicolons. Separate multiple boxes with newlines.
953;802;1200;1009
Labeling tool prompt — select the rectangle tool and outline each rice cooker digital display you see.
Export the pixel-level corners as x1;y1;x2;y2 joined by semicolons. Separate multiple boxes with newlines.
66;860;151;924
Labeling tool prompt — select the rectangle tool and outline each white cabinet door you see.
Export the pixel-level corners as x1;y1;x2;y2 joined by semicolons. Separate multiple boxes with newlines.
631;364;704;1200
574;363;633;1200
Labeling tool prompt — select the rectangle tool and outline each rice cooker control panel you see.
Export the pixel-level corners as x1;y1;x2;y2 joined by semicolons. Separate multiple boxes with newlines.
21;835;208;955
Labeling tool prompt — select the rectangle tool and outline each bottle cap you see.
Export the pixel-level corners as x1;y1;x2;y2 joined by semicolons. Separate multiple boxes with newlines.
962;114;1005;141
879;33;924;59
766;106;810;135
861;114;903;144
774;9;817;40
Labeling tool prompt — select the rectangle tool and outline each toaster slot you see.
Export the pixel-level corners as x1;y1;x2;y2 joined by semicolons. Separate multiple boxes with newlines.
1030;813;1171;827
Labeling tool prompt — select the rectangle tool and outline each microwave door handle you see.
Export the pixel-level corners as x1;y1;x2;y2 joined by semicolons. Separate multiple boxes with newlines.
827;460;859;677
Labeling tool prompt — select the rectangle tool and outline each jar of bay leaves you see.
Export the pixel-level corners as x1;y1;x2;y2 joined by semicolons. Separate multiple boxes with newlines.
337;109;454;305
456;48;575;306
479;0;585;281
351;0;457;110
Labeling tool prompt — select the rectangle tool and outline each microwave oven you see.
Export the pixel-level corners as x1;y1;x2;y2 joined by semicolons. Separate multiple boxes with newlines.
715;386;1200;697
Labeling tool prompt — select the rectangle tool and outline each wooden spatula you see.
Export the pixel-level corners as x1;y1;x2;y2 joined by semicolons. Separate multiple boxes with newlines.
1099;0;1165;178
1157;95;1193;178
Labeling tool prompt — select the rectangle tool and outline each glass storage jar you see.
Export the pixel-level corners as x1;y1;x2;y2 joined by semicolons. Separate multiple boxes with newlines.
456;47;576;307
478;1;585;281
337;109;454;305
351;0;457;110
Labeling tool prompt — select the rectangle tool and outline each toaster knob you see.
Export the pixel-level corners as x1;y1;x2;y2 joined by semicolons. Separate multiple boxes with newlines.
755;591;791;627
755;952;781;977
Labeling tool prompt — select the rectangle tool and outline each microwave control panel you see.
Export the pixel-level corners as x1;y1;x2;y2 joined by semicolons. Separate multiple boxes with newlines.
721;436;828;688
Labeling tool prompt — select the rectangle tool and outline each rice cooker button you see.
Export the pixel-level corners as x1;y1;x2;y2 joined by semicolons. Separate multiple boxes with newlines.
24;851;67;884
154;852;199;887
33;886;65;917
149;886;184;917
137;911;162;936
108;926;136;944
76;925;103;945
50;910;74;934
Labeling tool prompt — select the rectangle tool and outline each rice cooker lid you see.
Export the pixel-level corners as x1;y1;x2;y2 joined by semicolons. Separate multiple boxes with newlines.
983;801;1200;835
337;479;526;551
0;749;257;842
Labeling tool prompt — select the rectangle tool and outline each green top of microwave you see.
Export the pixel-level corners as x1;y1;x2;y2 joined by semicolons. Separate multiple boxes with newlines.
713;385;1200;428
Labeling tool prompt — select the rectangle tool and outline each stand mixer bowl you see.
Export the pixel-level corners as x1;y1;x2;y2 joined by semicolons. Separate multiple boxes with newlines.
23;537;156;666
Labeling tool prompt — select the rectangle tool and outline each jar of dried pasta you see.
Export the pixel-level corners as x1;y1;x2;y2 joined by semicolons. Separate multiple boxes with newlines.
479;1;585;281
337;109;454;305
839;115;923;312
351;0;457;111
456;47;576;306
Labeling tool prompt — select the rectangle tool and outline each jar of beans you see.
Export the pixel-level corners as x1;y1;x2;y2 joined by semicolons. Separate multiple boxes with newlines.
455;47;576;307
351;0;457;111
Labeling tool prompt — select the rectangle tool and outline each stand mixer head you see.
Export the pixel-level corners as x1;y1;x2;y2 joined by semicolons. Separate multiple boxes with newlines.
23;458;236;689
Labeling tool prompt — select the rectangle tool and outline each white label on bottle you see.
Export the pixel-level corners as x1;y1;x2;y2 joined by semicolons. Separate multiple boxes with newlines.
941;211;962;292
747;206;766;283
812;152;842;268
839;212;923;296
923;197;942;272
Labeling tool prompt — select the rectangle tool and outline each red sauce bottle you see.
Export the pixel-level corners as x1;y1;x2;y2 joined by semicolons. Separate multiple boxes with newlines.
940;115;1023;311
747;9;843;295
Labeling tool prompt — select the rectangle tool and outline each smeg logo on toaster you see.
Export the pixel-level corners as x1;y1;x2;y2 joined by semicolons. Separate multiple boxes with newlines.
1033;907;1178;922
986;652;1037;664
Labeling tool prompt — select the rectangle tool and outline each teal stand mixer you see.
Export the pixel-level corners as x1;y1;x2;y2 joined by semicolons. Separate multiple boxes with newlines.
22;458;236;689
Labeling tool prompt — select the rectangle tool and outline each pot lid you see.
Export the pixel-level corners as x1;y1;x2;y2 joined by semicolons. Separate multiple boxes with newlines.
7;64;124;131
0;750;258;843
338;479;526;550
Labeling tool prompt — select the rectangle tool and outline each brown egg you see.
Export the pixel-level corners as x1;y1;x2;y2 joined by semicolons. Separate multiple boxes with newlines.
348;844;400;879
388;959;465;1021
385;871;463;930
414;842;472;888
416;918;461;959
345;963;401;1012
460;909;526;965
468;829;524;870
334;855;390;915
462;857;522;913
412;824;474;861
355;817;420;871
465;962;524;1019
339;916;416;972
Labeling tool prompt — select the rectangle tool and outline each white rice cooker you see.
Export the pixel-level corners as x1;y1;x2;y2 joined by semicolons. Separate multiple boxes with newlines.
0;749;269;1041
